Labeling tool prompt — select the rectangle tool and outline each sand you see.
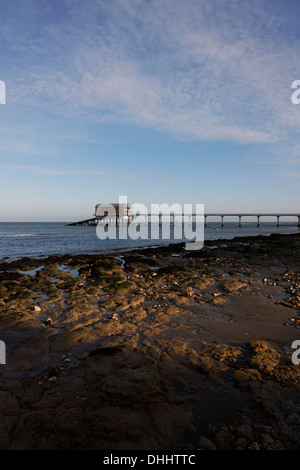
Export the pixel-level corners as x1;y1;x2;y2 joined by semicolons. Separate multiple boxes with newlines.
0;232;300;450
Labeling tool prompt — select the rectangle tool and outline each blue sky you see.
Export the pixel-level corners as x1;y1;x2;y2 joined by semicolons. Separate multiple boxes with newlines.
1;0;300;221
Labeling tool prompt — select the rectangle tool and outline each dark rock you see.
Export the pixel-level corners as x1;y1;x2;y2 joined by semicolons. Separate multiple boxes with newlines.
44;318;54;328
235;424;253;440
198;436;217;450
89;346;123;357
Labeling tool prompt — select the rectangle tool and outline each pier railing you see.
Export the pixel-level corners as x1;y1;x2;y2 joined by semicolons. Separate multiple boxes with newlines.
68;213;300;227
203;213;300;228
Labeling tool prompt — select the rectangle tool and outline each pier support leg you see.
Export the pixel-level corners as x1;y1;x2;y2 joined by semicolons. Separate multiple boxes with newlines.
298;216;300;228
277;216;280;227
204;216;207;227
257;216;260;228
239;216;242;228
221;216;224;227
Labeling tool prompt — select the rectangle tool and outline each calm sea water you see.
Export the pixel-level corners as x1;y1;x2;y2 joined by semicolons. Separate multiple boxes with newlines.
0;221;299;261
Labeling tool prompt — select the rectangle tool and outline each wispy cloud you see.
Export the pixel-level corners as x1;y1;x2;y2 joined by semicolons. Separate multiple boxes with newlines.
2;165;134;178
279;170;300;178
0;141;53;155
4;0;299;147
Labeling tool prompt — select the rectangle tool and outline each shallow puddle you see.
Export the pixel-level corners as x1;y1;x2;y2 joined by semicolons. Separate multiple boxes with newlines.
57;264;79;277
20;266;45;276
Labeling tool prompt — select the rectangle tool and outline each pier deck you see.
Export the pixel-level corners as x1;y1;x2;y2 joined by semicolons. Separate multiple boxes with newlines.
67;213;300;227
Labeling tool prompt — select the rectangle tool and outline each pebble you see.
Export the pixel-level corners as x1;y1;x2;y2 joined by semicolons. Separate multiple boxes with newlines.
248;442;260;450
79;352;89;360
236;424;253;440
198;436;217;450
47;376;57;383
44;318;54;328
259;433;275;447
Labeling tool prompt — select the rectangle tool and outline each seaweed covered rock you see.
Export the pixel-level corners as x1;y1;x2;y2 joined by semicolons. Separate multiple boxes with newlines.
247;341;280;374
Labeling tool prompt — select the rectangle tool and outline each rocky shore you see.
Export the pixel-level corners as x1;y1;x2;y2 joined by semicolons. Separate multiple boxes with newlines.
1;232;300;450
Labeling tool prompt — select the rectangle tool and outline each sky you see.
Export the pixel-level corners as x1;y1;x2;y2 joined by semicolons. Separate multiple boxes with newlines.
1;0;300;222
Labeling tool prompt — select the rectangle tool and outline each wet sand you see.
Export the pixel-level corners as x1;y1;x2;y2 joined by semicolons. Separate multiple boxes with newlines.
0;232;300;450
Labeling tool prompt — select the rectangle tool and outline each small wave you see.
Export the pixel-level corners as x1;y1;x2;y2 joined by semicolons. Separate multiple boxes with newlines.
0;234;40;237
0;233;51;237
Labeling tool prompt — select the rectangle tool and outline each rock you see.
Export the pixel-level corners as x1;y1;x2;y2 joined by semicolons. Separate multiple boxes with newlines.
221;279;247;293
78;352;89;360
207;344;242;365
186;424;197;434
235;424;253;441
186;287;194;297
89;346;123;357
212;297;225;306
248;442;260;450
286;413;300;425
259;433;275;448
214;430;234;450
198;436;217;450
101;362;162;404
206;424;217;438
32;305;41;312
247;341;280;374
48;366;61;377
44;318;54;328
233;368;261;388
234;438;247;449
47;376;57;383
260;425;273;434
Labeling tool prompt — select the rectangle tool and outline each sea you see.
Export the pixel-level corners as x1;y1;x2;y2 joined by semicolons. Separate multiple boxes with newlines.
0;221;299;262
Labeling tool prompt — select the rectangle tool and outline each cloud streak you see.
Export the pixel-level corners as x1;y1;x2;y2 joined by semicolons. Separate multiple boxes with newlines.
3;0;300;149
2;165;134;178
279;170;300;178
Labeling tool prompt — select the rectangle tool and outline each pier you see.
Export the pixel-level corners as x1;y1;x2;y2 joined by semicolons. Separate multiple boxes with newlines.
204;213;300;228
68;211;300;228
67;217;98;226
